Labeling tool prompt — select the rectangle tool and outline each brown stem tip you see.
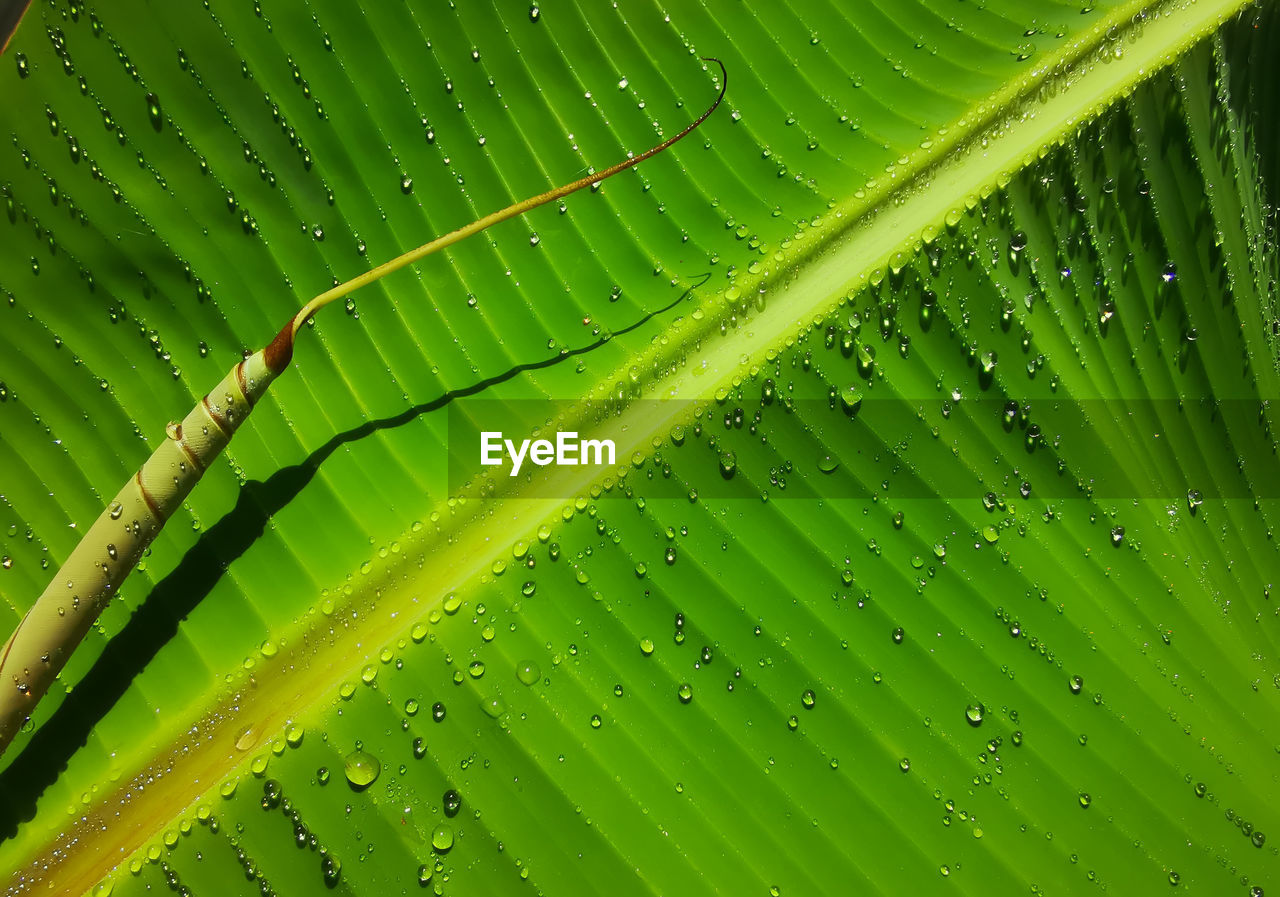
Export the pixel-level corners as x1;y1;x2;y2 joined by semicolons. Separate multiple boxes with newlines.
263;320;296;373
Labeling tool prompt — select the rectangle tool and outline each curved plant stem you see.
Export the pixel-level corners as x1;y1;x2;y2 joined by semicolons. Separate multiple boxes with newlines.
0;58;726;759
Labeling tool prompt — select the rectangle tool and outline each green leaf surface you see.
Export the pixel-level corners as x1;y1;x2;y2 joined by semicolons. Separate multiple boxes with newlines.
1;0;1277;895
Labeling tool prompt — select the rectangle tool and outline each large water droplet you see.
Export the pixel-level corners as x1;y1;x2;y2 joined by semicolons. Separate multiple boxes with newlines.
718;450;737;479
145;93;162;131
840;384;863;415
343;748;381;790
431;823;455;852
516;660;540;685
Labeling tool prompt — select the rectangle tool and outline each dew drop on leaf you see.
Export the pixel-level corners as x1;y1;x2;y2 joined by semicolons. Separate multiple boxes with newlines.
719;451;737;478
516;660;540;685
343;749;380;790
431;823;454;852
840;384;863;415
321;854;341;887
145;93;162;131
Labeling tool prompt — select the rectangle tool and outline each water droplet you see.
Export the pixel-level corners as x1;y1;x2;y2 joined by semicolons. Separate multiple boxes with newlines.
800;689;816;710
343;749;381;790
965;703;985;726
235;725;259;751
431;823;455;852
145;93;162;131
400;175;413;194
442;788;461;817
892;627;904;644
718;451;737;478
322;854;341;887
528;5;540;22
1078;792;1091;808
1069;675;1084;695
1110;526;1125;546
816;454;839;474
431;701;446;722
840;384;863;415
639;638;655;656
417;863;434;886
516;660;540;685
677;683;693;704
16;54;29;78
262;779;282;809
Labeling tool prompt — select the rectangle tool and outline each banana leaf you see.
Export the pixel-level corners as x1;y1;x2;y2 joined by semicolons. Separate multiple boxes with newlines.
1;0;1277;894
